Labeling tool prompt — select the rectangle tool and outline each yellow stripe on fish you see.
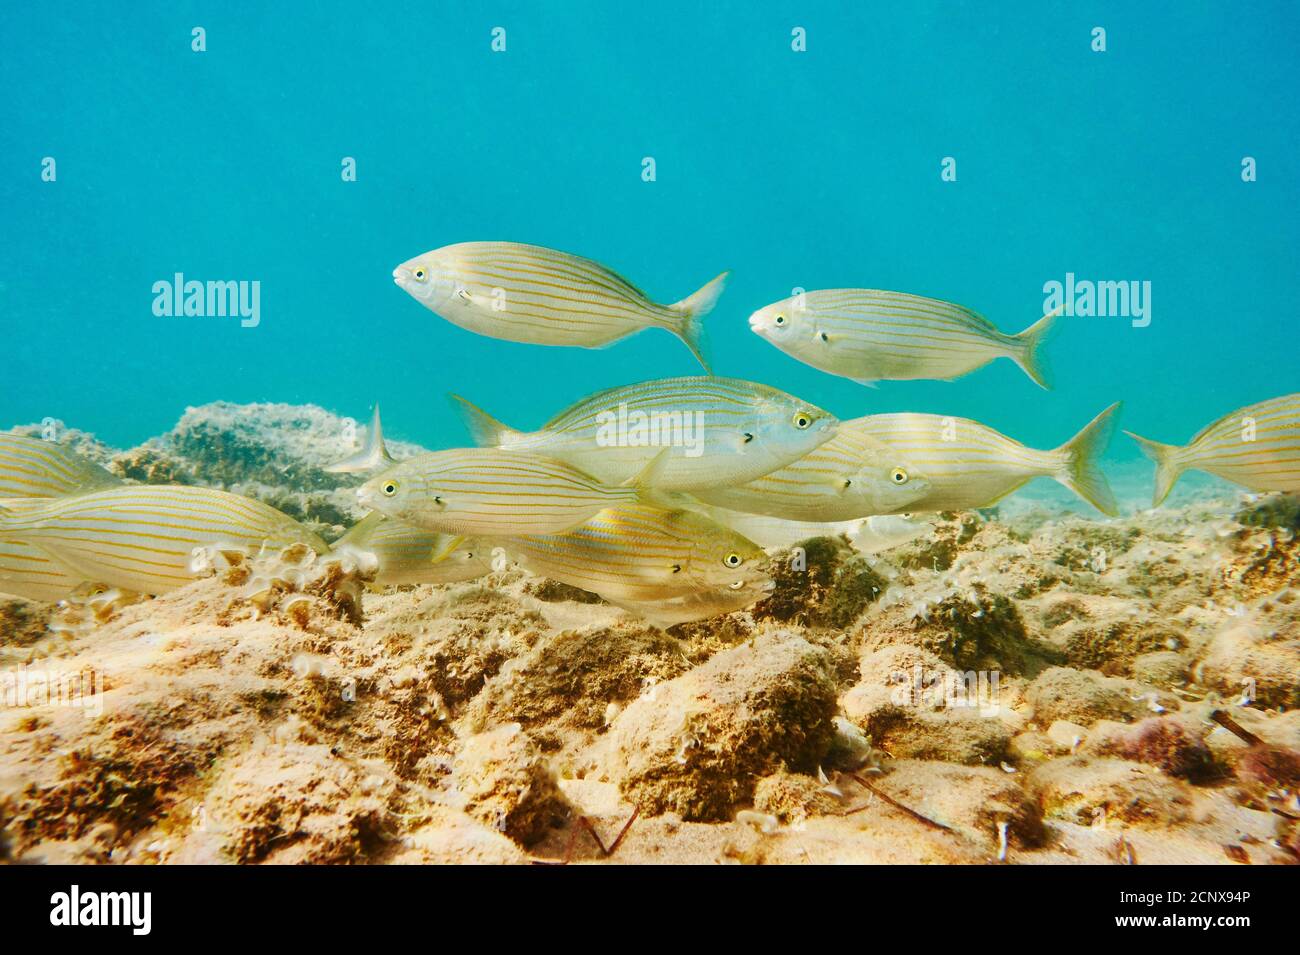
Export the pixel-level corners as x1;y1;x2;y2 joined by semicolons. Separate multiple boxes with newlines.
691;424;930;521
333;513;491;587
393;241;728;370
1125;393;1300;505
748;289;1057;388
0;485;328;596
0;433;122;498
356;448;666;536
451;376;838;491
0;536;85;603
502;503;771;614
851;404;1121;515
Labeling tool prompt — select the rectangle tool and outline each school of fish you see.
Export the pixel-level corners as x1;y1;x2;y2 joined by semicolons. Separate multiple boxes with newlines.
2;241;1297;627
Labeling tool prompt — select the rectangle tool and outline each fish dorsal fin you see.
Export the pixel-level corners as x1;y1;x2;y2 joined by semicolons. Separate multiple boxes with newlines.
325;405;394;473
448;394;522;447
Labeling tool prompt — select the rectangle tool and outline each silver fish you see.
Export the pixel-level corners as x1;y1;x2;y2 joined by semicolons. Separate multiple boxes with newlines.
0;485;328;596
1126;393;1300;505
850;404;1121;515
452;376;838;491
393;241;728;370
0;433;121;498
332;513;491;587
749;289;1057;388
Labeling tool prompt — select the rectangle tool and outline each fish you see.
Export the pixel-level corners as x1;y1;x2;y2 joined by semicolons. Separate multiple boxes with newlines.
849;404;1121;515
324;405;395;474
602;584;776;630
748;289;1058;388
690;425;931;521
0;433;122;498
356;448;667;536
502;503;772;625
687;502;857;549
451;376;838;491
1125;393;1300;506
0;485;329;596
332;513;491;587
848;513;938;555
392;241;728;370
0;536;86;603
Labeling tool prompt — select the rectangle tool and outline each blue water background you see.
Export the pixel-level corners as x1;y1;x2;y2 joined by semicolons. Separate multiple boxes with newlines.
3;2;1298;508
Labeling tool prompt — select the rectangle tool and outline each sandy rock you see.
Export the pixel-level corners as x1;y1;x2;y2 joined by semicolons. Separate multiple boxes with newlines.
1029;757;1194;828
1195;622;1300;709
1045;720;1088;752
1024;666;1174;726
387;809;528;865
874;760;1045;851
752;769;841;825
1131;650;1190;686
1081;716;1220;781
602;632;838;820
859;705;1011;766
451;723;568;845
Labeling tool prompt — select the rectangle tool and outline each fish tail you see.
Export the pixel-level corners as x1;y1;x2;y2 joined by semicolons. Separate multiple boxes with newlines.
324;404;394;473
621;449;678;508
1009;307;1059;390
1124;430;1185;506
448;394;521;447
1052;402;1121;515
667;271;729;372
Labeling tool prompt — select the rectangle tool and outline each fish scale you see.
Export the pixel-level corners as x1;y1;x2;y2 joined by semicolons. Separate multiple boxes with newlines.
0;433;122;498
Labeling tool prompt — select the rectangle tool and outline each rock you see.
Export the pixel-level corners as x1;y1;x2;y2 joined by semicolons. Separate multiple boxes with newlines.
387;808;528;865
873;761;1045;850
825;716;875;770
602;632;838;820
1195;623;1300;709
1131;650;1190;686
858;706;1012;766
752;770;841;825
451;724;568;845
1024;666;1174;726
1029;757;1194;828
1045;720;1088;752
1082;717;1220;781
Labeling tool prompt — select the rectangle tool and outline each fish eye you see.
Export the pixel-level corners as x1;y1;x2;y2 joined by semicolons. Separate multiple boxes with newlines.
792;412;812;430
413;268;427;282
724;552;742;568
774;314;786;326
901;512;914;519
382;480;400;496
890;468;909;485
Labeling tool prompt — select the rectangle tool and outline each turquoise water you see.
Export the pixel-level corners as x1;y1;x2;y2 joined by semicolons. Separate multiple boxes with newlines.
3;2;1297;505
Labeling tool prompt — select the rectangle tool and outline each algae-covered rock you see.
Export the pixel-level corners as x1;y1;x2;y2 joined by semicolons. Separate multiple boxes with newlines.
451;723;568;845
858;705;1012;766
1131;650;1190;686
1082;717;1220;782
1195;622;1300;709
753;537;887;629
752;769;841;825
603;632;838;820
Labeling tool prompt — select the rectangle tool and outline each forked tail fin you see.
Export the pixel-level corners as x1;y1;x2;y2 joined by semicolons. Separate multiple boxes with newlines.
667;270;729;372
1010;307;1060;390
1053;402;1121;516
1124;430;1185;507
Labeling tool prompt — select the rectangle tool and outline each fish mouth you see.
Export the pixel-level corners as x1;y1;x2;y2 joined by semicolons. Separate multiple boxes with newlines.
392;267;408;287
747;313;764;332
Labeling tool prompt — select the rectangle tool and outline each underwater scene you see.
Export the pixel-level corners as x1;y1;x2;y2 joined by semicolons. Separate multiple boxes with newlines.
1;3;1298;869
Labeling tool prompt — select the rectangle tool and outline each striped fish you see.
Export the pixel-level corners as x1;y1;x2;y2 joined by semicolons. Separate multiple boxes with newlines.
452;376;838;491
357;448;663;536
503;503;772;626
393;241;728;370
849;513;938;555
0;433;121;498
332;513;491;587
1126;393;1300;506
692;506;936;554
0;536;85;603
851;404;1121;515
0;485;328;596
690;425;930;521
748;289;1057;388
